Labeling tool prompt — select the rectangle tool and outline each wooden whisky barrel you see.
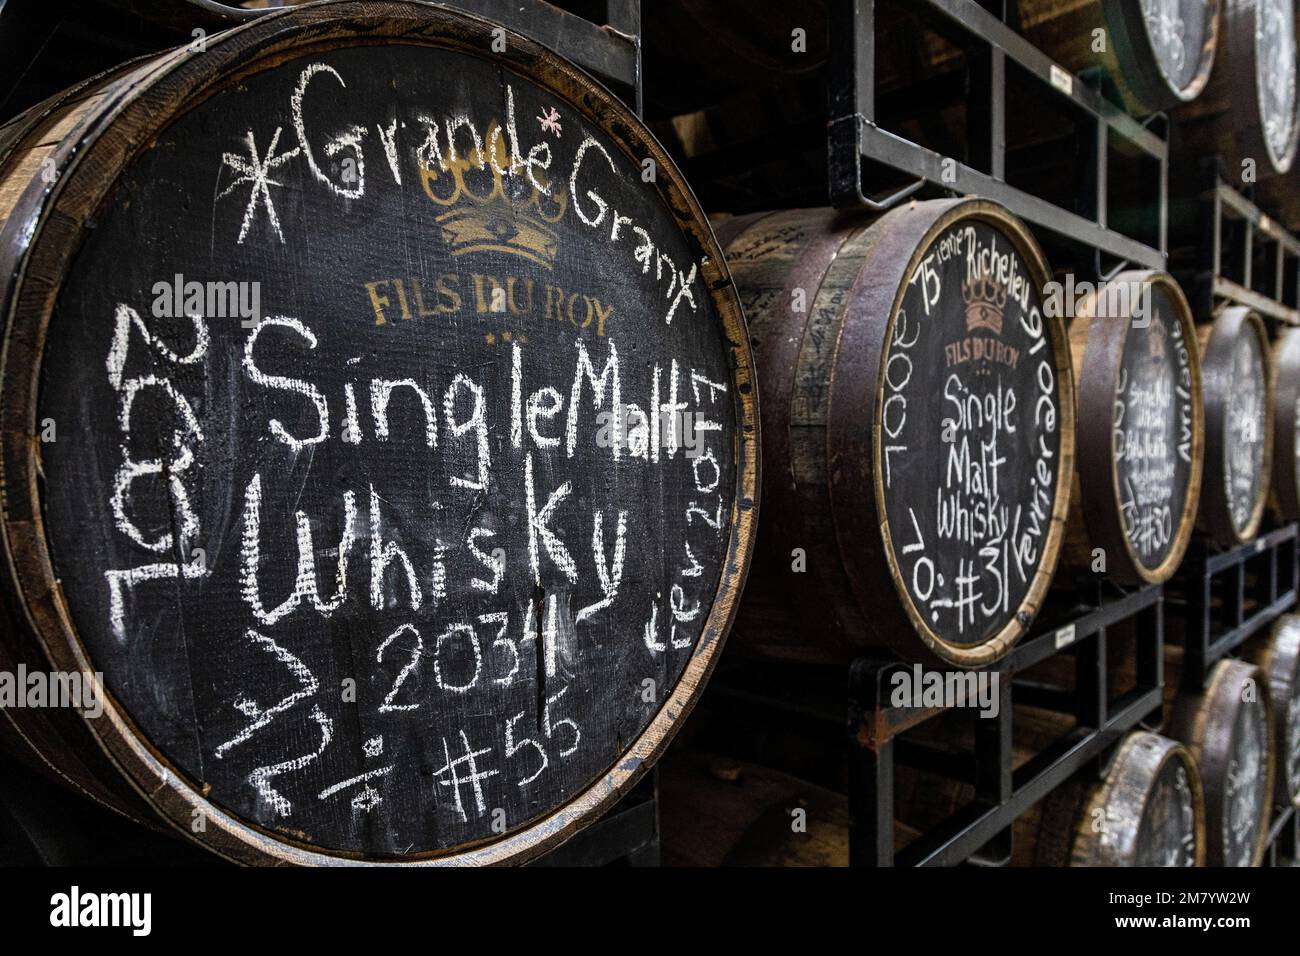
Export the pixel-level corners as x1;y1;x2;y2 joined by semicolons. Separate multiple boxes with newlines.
1196;308;1273;547
0;1;758;865
1252;614;1300;808
1026;731;1205;866
1270;327;1300;519
1175;0;1300;176
1017;0;1221;114
1061;270;1204;584
1167;658;1275;866
719;199;1074;669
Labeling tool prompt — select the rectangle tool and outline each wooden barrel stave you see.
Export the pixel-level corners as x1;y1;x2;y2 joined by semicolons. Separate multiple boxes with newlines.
0;1;758;864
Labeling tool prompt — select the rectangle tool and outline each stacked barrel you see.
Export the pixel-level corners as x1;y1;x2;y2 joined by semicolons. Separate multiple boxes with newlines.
648;0;1298;869
0;1;759;864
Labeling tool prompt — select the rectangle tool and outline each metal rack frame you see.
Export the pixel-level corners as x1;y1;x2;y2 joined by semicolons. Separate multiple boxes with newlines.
827;0;1167;270
848;584;1163;866
1193;179;1300;326
0;0;643;122
532;770;660;866
1169;524;1300;692
1166;524;1300;867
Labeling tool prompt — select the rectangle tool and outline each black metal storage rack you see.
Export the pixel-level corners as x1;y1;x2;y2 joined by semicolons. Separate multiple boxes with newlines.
847;585;1164;866
1181;177;1300;326
1166;526;1300;866
687;0;1295;868
827;0;1167;271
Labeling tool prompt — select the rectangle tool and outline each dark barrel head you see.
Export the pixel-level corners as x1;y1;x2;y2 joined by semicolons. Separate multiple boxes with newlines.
1114;283;1198;575
1222;687;1272;866
1132;741;1202;867
1071;731;1203;867
1073;272;1202;584
1101;0;1220;112
1199;308;1272;547
0;3;756;863
862;201;1072;667
1224;320;1270;537
1170;658;1275;867
1270;328;1300;519
1225;0;1300;174
1258;615;1300;808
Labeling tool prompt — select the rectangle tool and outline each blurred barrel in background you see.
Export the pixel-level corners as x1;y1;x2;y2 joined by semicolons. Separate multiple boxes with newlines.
717;198;1074;668
1196;307;1273;547
1017;0;1221;114
1167;658;1275;866
1061;270;1204;584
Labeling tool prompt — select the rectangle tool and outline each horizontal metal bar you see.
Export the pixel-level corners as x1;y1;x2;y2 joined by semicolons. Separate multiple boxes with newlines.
900;687;1159;866
917;0;1165;160
1217;183;1300;255
1004;585;1162;673
1201;524;1299;574
449;0;638;89
1212;277;1300;325
1203;594;1298;664
856;123;1166;268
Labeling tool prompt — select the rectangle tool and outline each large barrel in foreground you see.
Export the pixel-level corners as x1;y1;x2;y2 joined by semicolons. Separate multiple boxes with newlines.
1196;307;1273;548
0;1;757;864
1062;270;1203;584
720;199;1074;668
1167;659;1275;867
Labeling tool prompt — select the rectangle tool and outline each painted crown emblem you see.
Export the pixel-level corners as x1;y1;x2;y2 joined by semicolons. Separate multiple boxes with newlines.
420;122;568;269
962;266;1008;336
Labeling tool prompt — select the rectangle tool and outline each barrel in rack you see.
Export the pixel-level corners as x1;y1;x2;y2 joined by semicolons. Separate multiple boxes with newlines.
1176;0;1300;176
1028;731;1205;866
1167;658;1275;866
1253;615;1300;809
0;1;758;864
1270;327;1300;520
1017;0;1221;114
1061;270;1203;584
1196;307;1273;548
719;199;1074;668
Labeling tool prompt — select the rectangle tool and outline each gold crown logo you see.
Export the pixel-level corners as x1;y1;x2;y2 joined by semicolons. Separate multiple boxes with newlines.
962;267;1008;336
420;122;567;269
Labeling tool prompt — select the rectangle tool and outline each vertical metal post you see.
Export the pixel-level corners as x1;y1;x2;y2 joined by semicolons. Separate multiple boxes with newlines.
848;660;894;867
1076;630;1106;729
